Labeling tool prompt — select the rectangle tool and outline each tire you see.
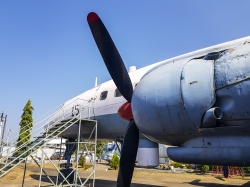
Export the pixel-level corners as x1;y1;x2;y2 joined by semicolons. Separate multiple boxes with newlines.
58;168;74;183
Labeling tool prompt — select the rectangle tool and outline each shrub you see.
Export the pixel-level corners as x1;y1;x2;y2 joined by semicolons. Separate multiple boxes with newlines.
171;161;191;168
196;165;211;173
196;164;202;171
243;167;250;173
171;161;182;168
110;154;120;170
185;164;192;169
78;156;86;167
96;142;105;157
202;165;209;173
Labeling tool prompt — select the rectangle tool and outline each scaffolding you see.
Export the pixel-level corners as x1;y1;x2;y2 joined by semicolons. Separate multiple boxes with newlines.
22;119;97;187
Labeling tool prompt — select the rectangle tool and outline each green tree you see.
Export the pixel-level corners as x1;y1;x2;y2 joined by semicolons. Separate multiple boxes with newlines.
16;99;34;156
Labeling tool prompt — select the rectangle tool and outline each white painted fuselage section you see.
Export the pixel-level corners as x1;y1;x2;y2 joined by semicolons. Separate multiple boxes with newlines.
49;60;165;140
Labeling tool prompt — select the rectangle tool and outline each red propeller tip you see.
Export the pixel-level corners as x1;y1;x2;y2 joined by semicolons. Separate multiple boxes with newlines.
87;12;99;23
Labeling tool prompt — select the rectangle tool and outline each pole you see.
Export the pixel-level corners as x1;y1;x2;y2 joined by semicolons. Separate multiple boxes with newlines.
6;129;11;149
0;113;3;146
0;113;7;156
1;115;7;147
22;158;27;187
5;129;11;165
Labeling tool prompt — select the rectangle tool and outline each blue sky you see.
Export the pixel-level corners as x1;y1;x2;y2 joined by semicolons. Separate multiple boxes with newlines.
1;1;250;137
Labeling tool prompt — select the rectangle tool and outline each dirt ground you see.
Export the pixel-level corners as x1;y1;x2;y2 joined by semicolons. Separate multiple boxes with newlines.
0;162;250;187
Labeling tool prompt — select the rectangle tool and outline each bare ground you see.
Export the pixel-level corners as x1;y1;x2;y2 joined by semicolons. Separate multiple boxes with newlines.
0;162;250;187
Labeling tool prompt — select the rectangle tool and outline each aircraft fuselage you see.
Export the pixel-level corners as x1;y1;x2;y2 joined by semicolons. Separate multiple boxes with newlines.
50;36;250;166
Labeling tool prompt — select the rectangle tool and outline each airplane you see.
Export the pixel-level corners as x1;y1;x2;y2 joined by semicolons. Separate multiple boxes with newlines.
47;12;250;186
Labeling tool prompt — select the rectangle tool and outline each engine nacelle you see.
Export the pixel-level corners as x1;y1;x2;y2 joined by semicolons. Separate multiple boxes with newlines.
167;136;250;166
132;41;250;147
132;55;215;144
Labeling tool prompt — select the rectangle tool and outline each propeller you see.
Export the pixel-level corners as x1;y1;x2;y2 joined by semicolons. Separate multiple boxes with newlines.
87;12;139;186
87;12;133;103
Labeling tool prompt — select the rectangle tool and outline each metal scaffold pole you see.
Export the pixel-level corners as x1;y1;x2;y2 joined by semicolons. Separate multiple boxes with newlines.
0;112;7;156
21;158;27;187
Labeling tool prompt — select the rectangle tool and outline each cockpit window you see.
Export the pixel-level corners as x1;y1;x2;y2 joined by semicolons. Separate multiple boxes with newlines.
114;89;122;97
100;91;108;100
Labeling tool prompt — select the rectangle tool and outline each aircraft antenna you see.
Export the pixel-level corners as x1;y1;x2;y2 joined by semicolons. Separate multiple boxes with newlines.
95;77;98;87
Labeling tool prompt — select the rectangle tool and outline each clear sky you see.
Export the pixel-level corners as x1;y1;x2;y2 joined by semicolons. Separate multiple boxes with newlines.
1;1;250;138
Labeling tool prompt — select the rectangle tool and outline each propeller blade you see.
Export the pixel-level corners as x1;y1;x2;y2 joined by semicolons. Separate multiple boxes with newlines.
117;121;139;187
87;12;133;102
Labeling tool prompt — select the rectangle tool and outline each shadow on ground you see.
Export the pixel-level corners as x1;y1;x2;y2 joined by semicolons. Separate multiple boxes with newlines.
186;179;250;187
30;174;163;187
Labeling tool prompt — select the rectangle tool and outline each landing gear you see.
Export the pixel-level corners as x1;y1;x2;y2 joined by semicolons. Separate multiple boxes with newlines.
58;168;75;183
57;138;76;184
115;139;123;154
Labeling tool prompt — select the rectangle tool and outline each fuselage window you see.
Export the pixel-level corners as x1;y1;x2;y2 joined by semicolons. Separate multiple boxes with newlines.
100;91;108;100
114;88;122;97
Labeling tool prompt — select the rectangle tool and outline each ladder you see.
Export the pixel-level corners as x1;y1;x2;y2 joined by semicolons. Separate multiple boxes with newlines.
0;98;91;178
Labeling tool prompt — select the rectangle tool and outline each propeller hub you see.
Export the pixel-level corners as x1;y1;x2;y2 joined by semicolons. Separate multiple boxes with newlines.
118;102;133;121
